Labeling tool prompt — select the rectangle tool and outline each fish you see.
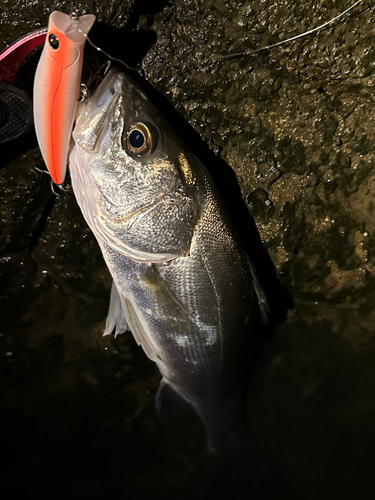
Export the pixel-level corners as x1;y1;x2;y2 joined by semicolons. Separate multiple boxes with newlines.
68;67;269;453
33;10;95;185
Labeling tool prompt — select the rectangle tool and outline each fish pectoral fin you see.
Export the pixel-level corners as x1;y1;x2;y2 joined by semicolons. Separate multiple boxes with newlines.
247;258;270;326
139;265;194;326
103;280;129;337
119;293;160;363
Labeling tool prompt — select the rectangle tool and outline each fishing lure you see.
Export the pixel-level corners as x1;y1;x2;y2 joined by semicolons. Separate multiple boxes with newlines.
33;11;95;185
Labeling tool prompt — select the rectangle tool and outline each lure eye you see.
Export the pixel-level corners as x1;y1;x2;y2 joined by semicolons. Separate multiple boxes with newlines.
123;123;153;157
48;33;59;50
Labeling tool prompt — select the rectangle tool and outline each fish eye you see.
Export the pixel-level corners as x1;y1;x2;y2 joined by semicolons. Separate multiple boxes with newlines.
123;123;153;157
129;129;144;149
48;33;59;50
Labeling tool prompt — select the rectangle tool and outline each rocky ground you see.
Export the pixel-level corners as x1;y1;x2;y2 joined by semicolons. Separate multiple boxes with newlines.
1;1;375;498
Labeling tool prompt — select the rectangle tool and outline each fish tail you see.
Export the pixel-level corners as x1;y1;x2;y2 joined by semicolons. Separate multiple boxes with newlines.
201;449;288;500
198;395;290;499
203;414;251;457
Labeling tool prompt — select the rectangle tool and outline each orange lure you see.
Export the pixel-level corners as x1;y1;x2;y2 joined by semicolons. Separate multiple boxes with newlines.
33;11;95;185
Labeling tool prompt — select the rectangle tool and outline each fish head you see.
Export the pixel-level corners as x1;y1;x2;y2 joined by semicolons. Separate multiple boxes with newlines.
71;68;201;264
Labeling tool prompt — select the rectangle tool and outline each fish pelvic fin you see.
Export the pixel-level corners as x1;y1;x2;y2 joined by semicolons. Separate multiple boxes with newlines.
103;281;129;337
119;292;161;363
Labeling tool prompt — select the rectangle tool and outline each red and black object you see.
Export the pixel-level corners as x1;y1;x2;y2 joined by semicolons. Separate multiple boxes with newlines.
0;28;47;145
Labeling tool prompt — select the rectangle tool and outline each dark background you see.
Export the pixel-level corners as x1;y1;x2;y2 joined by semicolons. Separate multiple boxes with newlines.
1;1;375;498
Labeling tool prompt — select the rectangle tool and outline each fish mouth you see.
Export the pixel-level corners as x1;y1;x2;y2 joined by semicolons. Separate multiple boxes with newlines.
73;68;125;154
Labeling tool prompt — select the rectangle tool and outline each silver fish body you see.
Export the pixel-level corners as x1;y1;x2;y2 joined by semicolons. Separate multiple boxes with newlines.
69;68;267;452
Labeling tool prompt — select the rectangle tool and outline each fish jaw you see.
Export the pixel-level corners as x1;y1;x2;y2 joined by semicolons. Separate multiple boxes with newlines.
33;11;95;185
72;67;125;155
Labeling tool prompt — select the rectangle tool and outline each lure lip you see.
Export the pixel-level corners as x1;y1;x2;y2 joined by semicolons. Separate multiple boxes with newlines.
48;11;96;49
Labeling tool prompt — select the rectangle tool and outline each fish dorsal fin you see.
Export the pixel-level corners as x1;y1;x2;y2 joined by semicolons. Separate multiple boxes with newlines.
103;280;129;337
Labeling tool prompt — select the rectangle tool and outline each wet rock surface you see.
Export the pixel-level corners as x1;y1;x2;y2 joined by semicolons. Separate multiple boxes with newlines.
1;0;375;498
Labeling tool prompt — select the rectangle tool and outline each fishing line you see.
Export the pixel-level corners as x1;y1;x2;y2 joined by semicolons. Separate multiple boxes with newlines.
171;0;370;80
221;0;365;60
85;34;143;76
34;166;50;176
69;11;142;77
79;61;111;100
71;0;369;83
34;166;70;195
